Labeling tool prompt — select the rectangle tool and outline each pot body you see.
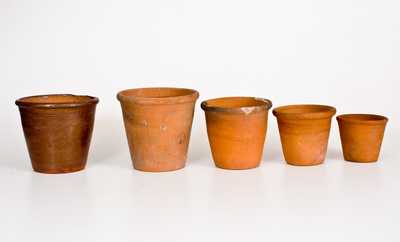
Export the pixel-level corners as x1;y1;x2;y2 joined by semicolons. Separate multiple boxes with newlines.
118;88;199;172
16;95;98;173
273;105;336;166
337;114;388;162
202;97;272;169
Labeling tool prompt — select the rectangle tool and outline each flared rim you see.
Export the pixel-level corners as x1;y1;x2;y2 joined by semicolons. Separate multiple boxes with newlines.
117;87;199;105
201;96;272;114
15;94;99;108
337;114;388;125
273;104;336;120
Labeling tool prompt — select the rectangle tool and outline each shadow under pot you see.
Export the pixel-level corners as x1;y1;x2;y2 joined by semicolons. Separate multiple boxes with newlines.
337;114;388;163
201;97;273;170
15;94;99;174
273;104;336;166
117;87;199;172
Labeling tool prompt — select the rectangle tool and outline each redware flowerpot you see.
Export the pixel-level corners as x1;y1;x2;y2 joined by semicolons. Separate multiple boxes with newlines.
117;87;199;172
273;104;336;166
16;94;98;173
337;114;388;163
201;97;273;169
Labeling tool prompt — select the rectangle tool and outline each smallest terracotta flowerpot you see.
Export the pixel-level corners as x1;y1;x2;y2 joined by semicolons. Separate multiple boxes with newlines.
201;97;272;170
337;114;388;163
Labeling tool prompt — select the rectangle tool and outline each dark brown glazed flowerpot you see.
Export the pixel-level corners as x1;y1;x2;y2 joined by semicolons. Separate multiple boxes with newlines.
117;87;199;172
201;97;272;170
273;104;336;166
16;94;98;173
337;114;388;163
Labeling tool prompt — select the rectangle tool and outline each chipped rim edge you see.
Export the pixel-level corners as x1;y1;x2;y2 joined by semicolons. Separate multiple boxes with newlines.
200;96;273;114
15;94;99;109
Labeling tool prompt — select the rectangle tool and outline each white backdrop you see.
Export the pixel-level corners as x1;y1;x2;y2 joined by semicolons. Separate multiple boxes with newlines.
1;0;399;241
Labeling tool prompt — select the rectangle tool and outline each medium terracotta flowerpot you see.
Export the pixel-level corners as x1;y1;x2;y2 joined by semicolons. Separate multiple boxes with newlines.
273;104;336;166
16;94;99;173
117;87;199;172
201;97;273;170
337;114;388;163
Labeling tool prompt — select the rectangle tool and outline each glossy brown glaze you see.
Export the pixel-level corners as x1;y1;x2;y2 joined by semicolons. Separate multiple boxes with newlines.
16;94;98;173
117;87;199;172
201;97;272;169
337;114;388;163
273;104;336;166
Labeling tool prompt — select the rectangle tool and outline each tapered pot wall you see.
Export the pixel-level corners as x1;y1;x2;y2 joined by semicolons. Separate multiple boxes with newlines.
337;114;388;163
273;105;336;166
16;94;98;173
117;87;199;172
202;97;272;170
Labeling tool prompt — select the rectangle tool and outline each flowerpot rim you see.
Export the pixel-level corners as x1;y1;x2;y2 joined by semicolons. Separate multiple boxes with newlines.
15;94;99;108
117;87;199;105
336;114;388;125
273;104;336;120
201;96;272;114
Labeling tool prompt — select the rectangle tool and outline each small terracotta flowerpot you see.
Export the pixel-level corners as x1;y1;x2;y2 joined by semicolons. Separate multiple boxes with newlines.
117;87;199;172
337;114;388;163
273;104;336;166
201;97;273;170
16;94;99;173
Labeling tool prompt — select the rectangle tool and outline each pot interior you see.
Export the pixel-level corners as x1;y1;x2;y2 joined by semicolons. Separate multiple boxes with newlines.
204;97;269;109
273;104;336;119
201;97;272;114
19;95;93;104
274;105;334;114
118;87;197;98
337;114;388;123
16;94;98;107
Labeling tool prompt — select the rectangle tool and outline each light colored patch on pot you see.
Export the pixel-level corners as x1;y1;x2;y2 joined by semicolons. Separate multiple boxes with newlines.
241;107;255;115
254;97;266;102
160;124;167;131
143;120;148;127
254;97;270;108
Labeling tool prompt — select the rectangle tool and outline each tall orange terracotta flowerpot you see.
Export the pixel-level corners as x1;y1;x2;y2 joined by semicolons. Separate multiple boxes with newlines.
273;104;336;166
201;97;273;169
117;87;199;172
337;114;388;163
16;94;99;173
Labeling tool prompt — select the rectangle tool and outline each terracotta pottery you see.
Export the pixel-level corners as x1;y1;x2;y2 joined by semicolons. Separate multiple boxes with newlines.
117;87;199;172
337;114;388;163
16;94;98;173
273;104;336;166
201;97;272;170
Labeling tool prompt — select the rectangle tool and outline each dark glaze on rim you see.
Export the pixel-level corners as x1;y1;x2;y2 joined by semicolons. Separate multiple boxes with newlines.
336;114;388;125
15;94;99;108
117;87;199;105
273;104;336;120
201;97;272;114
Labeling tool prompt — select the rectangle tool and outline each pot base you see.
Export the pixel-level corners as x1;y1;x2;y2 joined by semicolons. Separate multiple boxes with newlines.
133;164;186;172
345;159;378;163
286;161;324;166
32;165;86;174
215;163;260;170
